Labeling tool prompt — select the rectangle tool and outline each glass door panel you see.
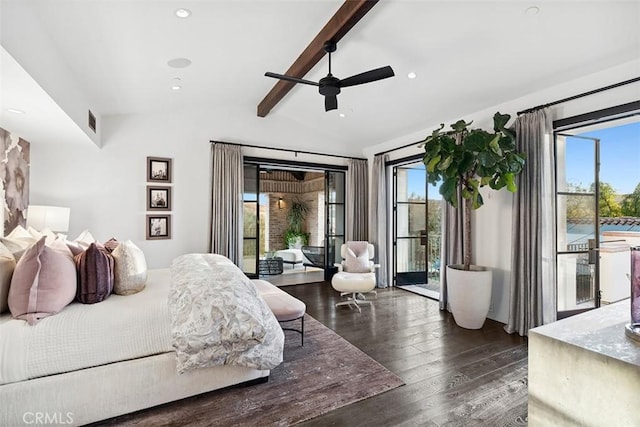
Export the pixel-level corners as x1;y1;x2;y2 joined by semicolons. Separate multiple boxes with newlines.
242;164;259;277
325;171;345;279
556;134;600;317
394;161;428;287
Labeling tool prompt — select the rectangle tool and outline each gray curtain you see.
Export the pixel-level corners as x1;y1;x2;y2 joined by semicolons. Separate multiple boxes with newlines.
346;158;368;241
209;143;243;266
505;108;556;336
370;154;389;288
439;191;465;311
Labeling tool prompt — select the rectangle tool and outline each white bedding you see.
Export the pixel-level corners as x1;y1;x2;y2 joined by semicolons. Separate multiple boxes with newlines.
0;269;173;385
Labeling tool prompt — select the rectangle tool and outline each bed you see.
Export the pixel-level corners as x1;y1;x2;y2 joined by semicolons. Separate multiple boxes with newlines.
0;257;283;426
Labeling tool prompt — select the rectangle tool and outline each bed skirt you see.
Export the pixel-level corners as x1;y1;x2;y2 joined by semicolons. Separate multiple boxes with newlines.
0;351;269;426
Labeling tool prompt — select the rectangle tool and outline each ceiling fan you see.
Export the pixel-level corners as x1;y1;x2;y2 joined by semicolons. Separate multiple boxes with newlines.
264;40;395;112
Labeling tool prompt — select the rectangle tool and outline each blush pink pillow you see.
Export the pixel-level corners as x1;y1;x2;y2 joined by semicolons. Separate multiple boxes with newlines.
345;248;371;273
8;236;77;325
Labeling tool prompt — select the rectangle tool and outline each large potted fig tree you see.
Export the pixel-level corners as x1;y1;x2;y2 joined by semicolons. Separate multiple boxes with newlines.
421;112;525;329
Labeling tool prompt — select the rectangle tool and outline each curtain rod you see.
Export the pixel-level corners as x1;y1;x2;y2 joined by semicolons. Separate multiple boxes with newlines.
210;140;366;161
374;138;423;157
517;76;640;115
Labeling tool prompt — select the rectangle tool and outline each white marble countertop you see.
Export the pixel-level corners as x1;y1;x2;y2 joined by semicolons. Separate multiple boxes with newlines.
529;299;640;366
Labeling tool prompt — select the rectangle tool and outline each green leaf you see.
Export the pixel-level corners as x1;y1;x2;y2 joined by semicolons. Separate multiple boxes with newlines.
451;120;472;132
489;135;502;155
472;191;484;209
499;135;516;152
438;155;453;170
493;112;511;132
505;173;517;192
425;154;441;173
478;152;497;168
440;179;458;207
464;130;491;151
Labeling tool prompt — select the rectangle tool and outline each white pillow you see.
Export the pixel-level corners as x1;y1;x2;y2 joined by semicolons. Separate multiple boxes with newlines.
112;240;147;295
0;234;35;261
345;248;371;273
0;242;16;313
7;225;32;240
27;226;57;245
75;229;96;246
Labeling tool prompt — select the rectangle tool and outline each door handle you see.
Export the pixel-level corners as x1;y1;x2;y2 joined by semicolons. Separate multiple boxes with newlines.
420;230;427;246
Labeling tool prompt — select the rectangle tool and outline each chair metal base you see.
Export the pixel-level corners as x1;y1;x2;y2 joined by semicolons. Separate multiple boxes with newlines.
335;292;375;312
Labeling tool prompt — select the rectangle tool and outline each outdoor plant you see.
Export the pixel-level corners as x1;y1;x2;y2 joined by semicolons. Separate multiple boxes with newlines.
284;199;309;248
421;112;526;270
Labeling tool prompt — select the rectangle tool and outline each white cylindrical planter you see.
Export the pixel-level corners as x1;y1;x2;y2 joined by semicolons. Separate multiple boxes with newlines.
446;265;493;329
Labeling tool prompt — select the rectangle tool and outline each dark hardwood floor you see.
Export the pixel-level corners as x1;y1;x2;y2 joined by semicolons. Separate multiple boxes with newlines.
283;281;528;426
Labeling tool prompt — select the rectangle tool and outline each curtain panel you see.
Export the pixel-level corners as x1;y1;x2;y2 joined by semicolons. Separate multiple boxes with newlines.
505;108;556;336
209;143;243;266
346;158;369;241
439;191;465;311
370;154;389;288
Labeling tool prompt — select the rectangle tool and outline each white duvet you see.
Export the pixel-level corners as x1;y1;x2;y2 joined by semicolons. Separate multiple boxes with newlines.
0;269;173;386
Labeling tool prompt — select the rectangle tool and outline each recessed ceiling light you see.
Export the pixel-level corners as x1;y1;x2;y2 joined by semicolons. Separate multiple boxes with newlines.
339;113;346;118
407;72;417;79
525;6;540;15
171;85;182;91
167;58;192;68
7;108;25;114
175;8;191;18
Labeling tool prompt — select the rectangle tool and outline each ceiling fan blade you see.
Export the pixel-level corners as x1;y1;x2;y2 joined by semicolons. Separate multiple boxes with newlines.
325;95;338;111
265;72;319;86
339;66;395;88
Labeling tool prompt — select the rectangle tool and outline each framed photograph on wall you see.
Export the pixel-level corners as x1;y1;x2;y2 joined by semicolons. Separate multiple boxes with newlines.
147;157;172;183
146;214;171;240
147;186;171;211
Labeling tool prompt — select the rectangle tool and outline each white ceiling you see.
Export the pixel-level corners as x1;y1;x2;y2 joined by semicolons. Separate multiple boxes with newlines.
1;0;639;155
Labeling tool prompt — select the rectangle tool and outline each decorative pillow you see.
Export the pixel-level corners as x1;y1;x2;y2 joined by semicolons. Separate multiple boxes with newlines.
27;226;57;244
0;234;36;261
6;225;32;240
8;237;77;325
74;229;96;250
0;242;16;314
103;238;119;253
75;243;115;304
111;240;147;295
345;248;371;273
62;230;98;256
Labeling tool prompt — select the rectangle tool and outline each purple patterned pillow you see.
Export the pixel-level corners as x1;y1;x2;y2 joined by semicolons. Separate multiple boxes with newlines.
75;243;115;304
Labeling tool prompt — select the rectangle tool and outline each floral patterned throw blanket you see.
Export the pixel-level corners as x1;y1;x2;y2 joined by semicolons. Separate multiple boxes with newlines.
169;253;284;373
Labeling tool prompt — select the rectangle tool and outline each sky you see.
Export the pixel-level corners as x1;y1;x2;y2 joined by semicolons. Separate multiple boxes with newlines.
566;120;640;195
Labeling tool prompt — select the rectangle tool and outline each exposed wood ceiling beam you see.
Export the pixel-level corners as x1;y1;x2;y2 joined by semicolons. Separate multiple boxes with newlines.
257;0;380;118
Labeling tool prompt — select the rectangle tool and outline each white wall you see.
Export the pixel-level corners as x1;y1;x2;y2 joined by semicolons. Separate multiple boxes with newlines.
29;113;209;268
28;109;348;269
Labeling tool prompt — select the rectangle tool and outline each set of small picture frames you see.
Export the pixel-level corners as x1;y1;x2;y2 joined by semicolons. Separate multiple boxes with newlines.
146;156;172;240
